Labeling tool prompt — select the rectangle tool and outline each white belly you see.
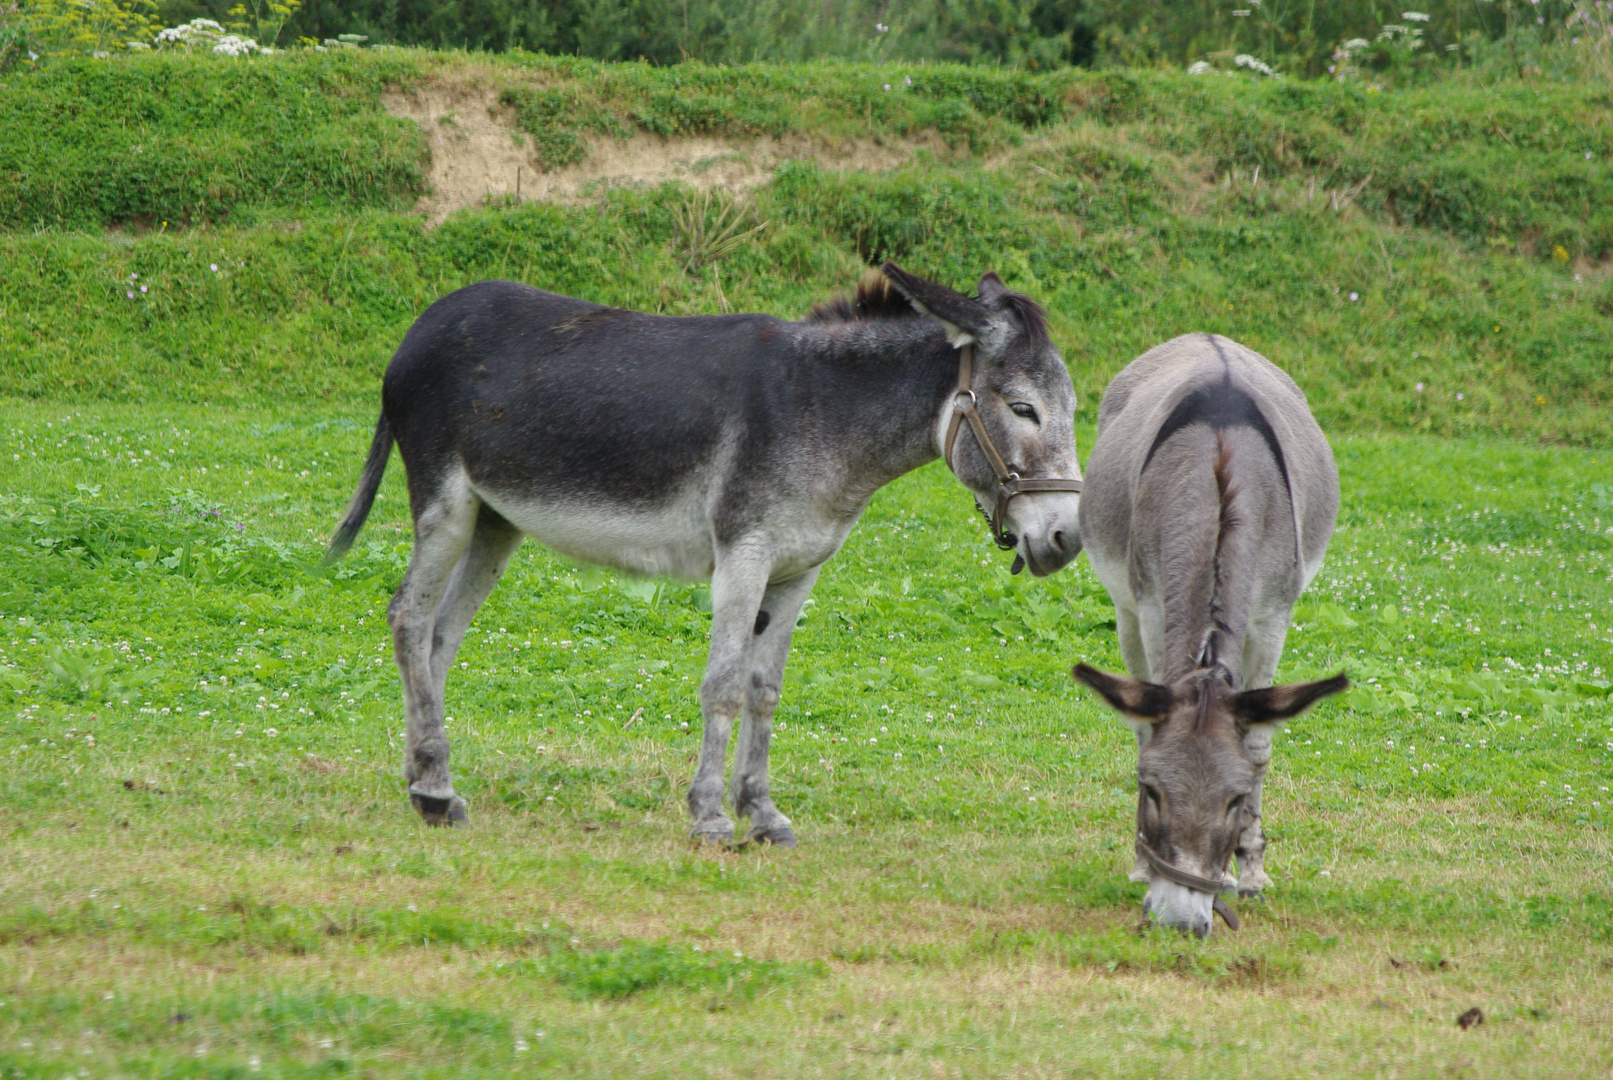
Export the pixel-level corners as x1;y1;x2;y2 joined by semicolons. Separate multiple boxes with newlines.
476;484;855;584
478;486;717;581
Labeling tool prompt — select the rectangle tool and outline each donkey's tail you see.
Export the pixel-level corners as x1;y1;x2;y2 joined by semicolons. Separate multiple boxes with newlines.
326;413;394;562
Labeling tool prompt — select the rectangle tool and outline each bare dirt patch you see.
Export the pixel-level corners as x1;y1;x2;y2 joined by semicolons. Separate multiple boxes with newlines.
382;83;945;225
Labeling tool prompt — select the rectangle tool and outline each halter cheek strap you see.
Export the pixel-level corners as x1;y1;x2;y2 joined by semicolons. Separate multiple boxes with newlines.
941;343;1083;553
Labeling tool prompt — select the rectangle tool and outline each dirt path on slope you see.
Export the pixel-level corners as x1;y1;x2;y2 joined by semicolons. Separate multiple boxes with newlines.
382;82;949;225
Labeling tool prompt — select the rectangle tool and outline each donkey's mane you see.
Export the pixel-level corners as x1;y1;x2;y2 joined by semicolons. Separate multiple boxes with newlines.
995;289;1052;350
806;270;922;324
806;269;1052;349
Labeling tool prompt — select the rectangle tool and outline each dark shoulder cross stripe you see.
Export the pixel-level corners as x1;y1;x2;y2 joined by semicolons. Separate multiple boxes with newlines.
1141;355;1292;498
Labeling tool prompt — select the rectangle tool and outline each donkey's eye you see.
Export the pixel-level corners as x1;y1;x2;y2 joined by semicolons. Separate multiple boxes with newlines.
1009;403;1039;422
1227;795;1246;816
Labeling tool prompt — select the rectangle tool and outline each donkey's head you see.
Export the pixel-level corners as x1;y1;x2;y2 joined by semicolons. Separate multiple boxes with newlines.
881;262;1082;577
1071;663;1348;937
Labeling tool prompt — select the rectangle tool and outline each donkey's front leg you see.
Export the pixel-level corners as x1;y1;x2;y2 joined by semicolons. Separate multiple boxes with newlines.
732;566;821;848
688;549;772;844
1235;615;1290;896
1116;605;1153;884
1235;732;1274;897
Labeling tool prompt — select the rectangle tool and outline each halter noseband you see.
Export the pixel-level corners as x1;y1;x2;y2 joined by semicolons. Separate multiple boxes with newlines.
942;343;1083;557
1136;835;1242;930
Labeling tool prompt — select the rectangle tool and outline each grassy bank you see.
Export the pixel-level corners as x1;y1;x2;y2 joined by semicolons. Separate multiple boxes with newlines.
2;52;1610;443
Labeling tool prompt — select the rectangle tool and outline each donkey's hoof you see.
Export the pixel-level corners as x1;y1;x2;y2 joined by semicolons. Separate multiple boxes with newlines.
1236;867;1271;898
742;823;797;848
411;793;469;827
690;820;734;846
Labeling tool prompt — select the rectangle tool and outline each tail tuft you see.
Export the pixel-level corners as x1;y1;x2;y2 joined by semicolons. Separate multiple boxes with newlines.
326;414;393;562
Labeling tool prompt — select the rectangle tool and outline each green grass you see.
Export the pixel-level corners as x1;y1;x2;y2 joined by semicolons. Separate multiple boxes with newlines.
0;399;1609;1077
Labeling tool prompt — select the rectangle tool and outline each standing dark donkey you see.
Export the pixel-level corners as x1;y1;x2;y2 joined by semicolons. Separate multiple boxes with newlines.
1070;334;1346;936
328;264;1083;844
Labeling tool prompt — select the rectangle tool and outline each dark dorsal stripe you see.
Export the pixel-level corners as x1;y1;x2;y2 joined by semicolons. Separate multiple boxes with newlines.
1140;375;1291;498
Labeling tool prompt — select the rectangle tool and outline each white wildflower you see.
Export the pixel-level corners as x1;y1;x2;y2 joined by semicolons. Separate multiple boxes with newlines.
212;35;259;56
1188;60;1212;75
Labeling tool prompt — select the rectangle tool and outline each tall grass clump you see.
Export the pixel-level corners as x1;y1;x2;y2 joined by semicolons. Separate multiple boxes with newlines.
0;50;426;229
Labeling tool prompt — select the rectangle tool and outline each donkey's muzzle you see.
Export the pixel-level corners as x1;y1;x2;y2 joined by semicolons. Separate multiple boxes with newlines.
1017;503;1082;577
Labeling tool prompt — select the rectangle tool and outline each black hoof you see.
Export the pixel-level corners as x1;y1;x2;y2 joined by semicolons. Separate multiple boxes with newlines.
411;793;468;827
741;824;797;849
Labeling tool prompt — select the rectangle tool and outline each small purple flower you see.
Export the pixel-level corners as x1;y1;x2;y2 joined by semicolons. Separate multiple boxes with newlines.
210;263;219;272
140;284;148;293
905;76;912;86
1349;292;1359;301
1456;392;1465;401
236;523;245;531
1537;15;1544;23
1415;382;1424;392
883;84;891;91
126;291;134;299
1587;152;1594;160
1329;64;1336;73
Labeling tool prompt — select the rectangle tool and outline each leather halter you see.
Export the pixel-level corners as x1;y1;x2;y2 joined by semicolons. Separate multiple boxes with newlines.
942;343;1083;553
1137;836;1241;930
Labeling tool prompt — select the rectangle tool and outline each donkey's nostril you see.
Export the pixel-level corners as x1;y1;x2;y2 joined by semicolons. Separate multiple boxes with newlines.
1051;529;1068;553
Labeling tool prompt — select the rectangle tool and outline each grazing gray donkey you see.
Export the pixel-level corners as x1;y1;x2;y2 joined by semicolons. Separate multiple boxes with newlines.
327;264;1083;844
1070;333;1346;936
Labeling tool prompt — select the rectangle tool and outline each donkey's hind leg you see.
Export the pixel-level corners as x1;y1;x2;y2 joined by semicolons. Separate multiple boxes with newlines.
388;478;479;825
731;566;821;848
429;505;524;696
409;505;524;825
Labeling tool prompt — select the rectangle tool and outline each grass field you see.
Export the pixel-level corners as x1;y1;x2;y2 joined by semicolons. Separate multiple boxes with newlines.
0;397;1609;1078
2;47;1612;1080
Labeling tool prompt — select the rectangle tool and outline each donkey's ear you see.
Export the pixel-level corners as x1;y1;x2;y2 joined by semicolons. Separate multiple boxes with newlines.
880;261;995;349
1231;673;1349;729
1071;663;1175;721
976;271;1010;305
